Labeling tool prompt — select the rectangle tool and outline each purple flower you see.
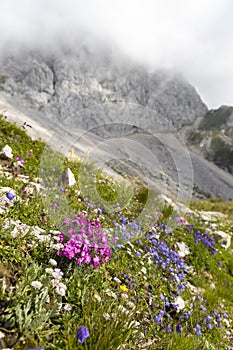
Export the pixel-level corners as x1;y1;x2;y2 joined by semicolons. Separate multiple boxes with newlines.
76;326;89;344
176;325;182;334
27;348;43;350
6;192;15;201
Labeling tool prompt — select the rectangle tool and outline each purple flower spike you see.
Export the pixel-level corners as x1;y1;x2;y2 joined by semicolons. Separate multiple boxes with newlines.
6;192;15;201
76;326;89;344
27;348;44;350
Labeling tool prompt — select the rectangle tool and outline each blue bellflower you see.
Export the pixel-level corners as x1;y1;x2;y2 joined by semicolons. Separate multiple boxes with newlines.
76;326;89;344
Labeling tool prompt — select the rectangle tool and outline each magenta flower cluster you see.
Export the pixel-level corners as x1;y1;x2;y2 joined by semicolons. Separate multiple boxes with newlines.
57;214;112;268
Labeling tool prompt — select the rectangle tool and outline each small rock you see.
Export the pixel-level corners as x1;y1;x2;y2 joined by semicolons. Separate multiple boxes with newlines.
0;145;13;160
199;210;228;222
24;182;44;195
0;187;18;213
33;177;44;184
173;296;185;311
16;174;30;183
176;241;190;257
3;218;46;239
59;168;76;186
214;230;231;249
186;282;205;294
13;160;24;167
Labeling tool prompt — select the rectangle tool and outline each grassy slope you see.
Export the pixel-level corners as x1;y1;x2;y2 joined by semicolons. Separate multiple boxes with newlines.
0;115;233;350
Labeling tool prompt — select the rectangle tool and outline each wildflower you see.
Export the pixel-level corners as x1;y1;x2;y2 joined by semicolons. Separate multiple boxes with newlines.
93;294;101;302
141;267;147;274
6;193;15;201
166;326;173;334
64;304;72;311
118;305;128;314
45;268;53;274
27;348;44;350
200;305;207;312
154;314;162;324
126;301;136;310
52;269;63;279
56;286;66;296
176;325;182;334
58;282;67;290
49;258;58;266
50;203;58;209
103;313;111;320
136;252;141;257
120;285;128;292
121;293;128;300
31;281;43;289
105;289;117;299
51;279;60;288
76;326;89;344
114;277;122;284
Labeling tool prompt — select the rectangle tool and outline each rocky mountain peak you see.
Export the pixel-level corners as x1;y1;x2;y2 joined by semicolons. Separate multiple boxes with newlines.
0;46;207;132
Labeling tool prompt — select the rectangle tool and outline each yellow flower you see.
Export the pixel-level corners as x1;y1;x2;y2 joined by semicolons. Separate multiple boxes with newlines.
120;285;128;292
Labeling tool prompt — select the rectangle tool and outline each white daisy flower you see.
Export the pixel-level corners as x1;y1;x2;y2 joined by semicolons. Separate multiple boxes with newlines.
52;269;63;279
113;277;122;284
103;313;111;320
93;294;101;302
49;258;58;266
51;279;60;288
31;281;43;289
64;304;72;311
105;289;117;299
56;286;66;296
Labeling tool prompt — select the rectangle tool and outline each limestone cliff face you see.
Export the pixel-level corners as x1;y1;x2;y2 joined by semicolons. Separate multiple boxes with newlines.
0;47;207;132
3;47;233;200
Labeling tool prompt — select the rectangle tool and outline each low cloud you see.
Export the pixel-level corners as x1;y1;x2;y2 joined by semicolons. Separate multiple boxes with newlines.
0;0;232;108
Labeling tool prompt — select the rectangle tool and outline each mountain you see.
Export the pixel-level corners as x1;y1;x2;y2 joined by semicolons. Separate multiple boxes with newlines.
0;48;207;129
187;106;233;174
0;46;233;200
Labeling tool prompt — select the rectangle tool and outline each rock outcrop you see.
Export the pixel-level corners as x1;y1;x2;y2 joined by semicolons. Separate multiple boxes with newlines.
0;47;207;132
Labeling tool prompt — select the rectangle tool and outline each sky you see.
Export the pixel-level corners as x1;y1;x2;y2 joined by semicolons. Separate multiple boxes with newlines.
0;0;232;108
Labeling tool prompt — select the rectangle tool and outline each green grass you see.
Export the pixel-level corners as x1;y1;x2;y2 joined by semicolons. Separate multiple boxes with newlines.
0;114;233;349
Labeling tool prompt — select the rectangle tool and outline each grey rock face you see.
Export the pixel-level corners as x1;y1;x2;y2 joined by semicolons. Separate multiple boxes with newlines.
0;47;207;132
0;145;13;160
1;46;232;200
59;168;76;187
